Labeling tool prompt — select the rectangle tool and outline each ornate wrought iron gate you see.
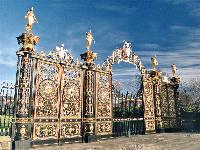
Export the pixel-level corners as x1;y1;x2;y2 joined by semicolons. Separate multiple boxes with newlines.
32;49;83;145
95;71;112;136
11;8;181;149
112;87;144;137
160;79;180;131
30;47;114;145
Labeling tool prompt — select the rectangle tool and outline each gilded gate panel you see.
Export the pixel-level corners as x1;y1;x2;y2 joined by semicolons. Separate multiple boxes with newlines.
60;122;81;138
161;85;169;128
34;123;59;140
96;121;112;135
60;65;83;139
96;72;112;118
32;45;84;143
168;87;176;127
33;60;61;141
96;72;112;135
161;84;176;129
154;83;162;130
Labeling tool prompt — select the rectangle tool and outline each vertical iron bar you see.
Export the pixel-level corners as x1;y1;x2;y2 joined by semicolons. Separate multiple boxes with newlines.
0;87;3;131
121;92;124;136
125;91;128;136
117;91;120;136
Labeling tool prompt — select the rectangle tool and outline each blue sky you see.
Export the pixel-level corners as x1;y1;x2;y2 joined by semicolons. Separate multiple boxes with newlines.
0;0;200;83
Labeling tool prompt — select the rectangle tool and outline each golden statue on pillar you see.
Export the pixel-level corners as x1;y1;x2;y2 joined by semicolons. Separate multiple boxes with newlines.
81;30;97;64
151;55;158;70
171;64;177;77
25;7;38;32
86;30;95;50
17;7;39;53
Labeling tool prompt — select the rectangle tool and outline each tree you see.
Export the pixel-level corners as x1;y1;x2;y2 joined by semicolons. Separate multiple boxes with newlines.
112;74;142;96
178;78;200;112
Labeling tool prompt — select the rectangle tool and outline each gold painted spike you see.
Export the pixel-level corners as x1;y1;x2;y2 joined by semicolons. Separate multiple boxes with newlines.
76;58;80;66
76;71;80;81
75;59;80;74
39;51;46;59
96;64;101;70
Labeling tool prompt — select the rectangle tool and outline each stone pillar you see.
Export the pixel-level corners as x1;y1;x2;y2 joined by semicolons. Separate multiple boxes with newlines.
13;32;39;149
142;71;156;134
81;50;97;142
151;71;164;133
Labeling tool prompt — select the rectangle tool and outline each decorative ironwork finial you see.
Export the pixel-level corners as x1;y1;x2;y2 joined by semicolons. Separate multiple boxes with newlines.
25;7;38;32
16;33;39;53
171;64;177;77
86;30;95;50
80;50;97;65
151;55;158;70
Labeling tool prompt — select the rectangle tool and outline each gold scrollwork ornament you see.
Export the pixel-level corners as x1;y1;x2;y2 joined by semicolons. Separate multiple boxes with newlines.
20;125;26;137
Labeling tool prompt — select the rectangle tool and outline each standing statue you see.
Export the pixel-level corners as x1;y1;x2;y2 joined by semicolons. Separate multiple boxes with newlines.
122;41;131;59
151;55;158;70
86;30;95;50
25;7;38;32
171;64;177;77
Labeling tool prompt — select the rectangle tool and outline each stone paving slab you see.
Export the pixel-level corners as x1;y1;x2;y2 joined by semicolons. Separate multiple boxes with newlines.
31;133;200;150
0;136;11;150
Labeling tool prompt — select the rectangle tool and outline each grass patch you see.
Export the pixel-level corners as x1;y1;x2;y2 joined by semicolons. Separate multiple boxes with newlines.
0;115;13;129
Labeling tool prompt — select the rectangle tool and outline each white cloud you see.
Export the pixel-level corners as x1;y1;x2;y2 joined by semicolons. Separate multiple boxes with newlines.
170;25;191;31
135;24;200;81
0;43;18;67
0;55;17;67
138;43;160;49
139;47;200;66
158;0;200;17
112;70;140;77
159;0;191;5
96;4;137;14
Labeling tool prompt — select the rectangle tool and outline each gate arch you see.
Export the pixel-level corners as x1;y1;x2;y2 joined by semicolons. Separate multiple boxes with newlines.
101;41;146;75
100;41;156;134
98;41;146;136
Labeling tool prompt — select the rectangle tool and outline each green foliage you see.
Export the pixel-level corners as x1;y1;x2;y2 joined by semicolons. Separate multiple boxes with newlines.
113;106;143;118
0;115;12;129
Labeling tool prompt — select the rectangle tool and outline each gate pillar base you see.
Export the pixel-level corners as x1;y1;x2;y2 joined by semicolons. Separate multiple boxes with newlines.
13;119;32;150
83;135;97;143
13;139;31;150
145;130;156;134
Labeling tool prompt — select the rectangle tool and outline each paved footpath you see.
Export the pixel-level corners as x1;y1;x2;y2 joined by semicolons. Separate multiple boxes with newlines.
32;133;200;150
